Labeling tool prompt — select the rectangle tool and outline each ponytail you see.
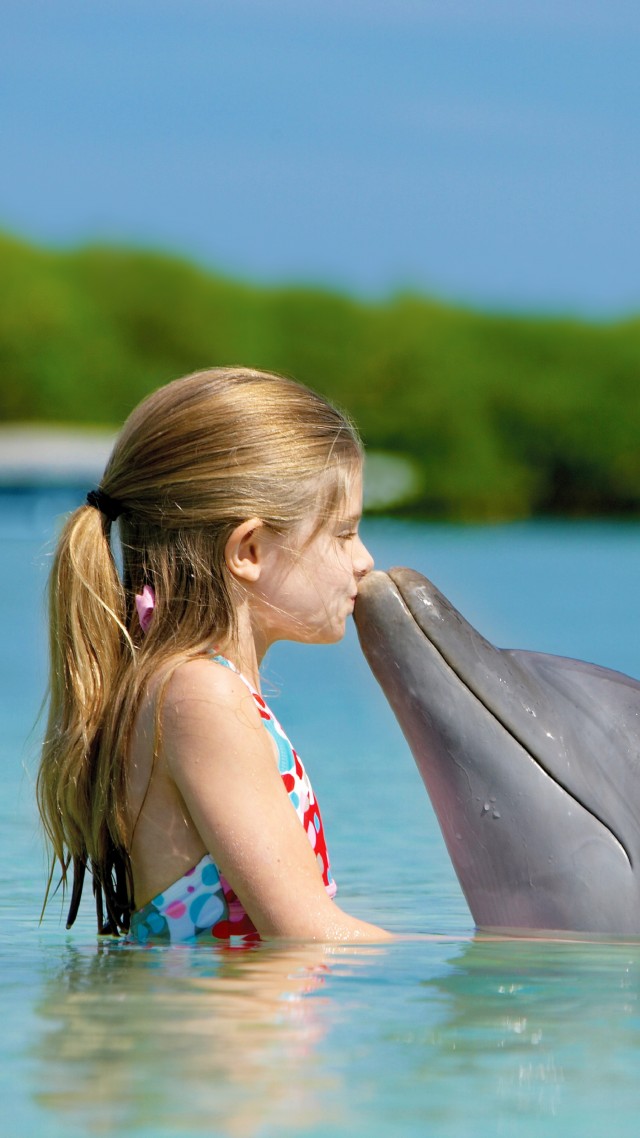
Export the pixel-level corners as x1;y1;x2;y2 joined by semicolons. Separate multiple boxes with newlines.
37;503;133;932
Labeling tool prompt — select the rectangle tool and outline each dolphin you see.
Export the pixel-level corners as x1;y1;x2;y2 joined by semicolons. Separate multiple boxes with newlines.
354;567;640;936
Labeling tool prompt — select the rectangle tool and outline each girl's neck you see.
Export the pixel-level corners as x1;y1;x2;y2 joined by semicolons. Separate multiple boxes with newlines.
217;601;267;692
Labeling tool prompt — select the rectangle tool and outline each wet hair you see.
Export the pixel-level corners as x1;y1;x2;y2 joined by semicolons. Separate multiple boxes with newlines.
37;367;362;932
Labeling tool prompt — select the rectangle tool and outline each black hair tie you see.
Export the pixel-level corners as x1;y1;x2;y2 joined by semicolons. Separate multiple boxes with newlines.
86;488;125;522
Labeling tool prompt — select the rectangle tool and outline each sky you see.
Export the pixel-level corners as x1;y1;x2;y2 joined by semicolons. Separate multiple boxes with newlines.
3;0;639;316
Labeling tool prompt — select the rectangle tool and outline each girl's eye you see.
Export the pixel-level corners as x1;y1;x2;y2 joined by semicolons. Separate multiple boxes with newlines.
338;531;358;543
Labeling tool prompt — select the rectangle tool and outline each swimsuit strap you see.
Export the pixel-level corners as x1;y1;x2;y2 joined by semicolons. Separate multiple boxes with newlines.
209;653;335;892
209;653;294;775
210;652;257;694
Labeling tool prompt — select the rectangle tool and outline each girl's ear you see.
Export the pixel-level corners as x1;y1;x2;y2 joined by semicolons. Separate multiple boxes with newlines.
225;518;264;582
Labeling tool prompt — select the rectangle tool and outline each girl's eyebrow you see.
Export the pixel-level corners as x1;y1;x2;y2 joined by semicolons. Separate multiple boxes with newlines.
338;514;361;528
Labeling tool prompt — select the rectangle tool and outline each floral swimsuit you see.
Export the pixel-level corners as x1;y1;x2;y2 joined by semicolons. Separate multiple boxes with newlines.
128;654;336;945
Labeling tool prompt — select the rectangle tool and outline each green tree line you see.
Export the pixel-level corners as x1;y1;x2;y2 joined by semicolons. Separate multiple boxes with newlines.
1;231;639;520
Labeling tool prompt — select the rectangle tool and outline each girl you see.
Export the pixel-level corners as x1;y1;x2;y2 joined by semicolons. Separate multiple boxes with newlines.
38;367;391;944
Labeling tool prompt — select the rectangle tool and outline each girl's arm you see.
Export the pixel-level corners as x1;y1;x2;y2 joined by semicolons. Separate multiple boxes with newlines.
161;659;392;943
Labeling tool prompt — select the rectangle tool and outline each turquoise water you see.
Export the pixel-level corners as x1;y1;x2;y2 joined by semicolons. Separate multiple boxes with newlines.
4;489;640;1136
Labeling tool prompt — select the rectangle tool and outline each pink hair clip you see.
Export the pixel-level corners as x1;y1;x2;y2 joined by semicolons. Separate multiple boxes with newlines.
135;584;156;634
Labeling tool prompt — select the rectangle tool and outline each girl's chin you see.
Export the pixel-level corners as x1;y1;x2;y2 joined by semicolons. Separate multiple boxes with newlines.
269;613;348;647
301;622;347;646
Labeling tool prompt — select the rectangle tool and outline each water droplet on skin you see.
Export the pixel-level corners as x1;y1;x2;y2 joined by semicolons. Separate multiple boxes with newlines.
492;811;501;820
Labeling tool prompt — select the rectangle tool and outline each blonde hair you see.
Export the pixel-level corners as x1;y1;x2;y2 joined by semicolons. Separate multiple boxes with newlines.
37;367;362;932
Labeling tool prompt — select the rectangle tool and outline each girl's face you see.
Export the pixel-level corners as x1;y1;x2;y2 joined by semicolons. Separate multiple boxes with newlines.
252;469;374;648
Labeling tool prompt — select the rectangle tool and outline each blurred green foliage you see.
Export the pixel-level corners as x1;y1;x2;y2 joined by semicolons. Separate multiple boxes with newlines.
1;231;639;520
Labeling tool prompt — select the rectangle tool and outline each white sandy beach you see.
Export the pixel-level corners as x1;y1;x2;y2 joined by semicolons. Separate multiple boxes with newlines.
0;426;421;509
0;425;117;484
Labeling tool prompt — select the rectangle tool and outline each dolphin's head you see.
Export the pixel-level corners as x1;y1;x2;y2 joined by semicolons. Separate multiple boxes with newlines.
355;568;640;935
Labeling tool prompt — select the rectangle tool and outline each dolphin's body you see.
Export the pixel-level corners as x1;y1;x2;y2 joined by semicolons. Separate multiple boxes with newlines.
354;568;640;935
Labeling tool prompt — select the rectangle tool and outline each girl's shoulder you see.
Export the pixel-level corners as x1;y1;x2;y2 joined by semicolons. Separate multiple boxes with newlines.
161;651;243;691
154;652;263;738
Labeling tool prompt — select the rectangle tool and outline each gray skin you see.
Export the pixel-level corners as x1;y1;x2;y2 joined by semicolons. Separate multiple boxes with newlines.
354;568;640;936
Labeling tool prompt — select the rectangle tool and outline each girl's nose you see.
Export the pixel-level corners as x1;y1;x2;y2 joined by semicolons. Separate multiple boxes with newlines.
354;537;374;578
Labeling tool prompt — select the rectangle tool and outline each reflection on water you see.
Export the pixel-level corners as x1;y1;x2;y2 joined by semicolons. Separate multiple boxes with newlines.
31;940;384;1137
27;933;640;1138
398;937;640;1136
